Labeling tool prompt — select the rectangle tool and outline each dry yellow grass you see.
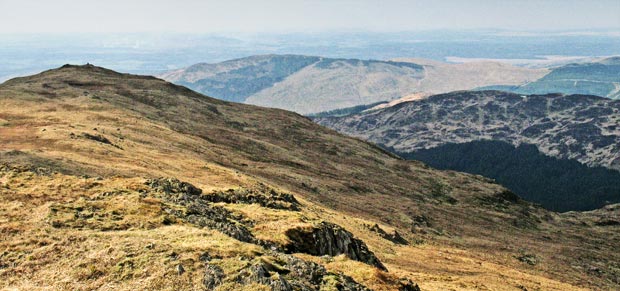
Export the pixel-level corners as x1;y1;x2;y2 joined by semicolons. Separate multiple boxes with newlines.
221;203;311;245
0;65;618;290
0;171;255;290
1;169;588;291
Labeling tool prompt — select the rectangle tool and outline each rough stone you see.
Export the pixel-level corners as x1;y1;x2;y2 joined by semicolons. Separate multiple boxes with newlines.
398;278;421;291
203;264;224;290
176;264;185;275
517;253;539;266
146;178;255;243
369;224;408;245
147;177;202;196
230;252;372;291
285;222;387;271
204;186;300;211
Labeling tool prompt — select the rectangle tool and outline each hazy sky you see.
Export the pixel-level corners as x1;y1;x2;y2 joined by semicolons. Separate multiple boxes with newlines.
0;0;619;33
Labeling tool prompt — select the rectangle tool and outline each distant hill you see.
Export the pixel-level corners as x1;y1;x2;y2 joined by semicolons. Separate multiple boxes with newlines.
161;54;547;114
393;58;548;93
480;57;620;99
399;140;620;212
315;90;620;171
161;54;426;114
160;54;322;103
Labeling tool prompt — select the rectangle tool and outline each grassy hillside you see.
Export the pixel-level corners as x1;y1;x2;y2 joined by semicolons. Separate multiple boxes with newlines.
1;65;619;290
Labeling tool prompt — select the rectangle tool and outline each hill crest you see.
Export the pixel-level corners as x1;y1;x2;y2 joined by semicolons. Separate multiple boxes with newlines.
1;66;619;290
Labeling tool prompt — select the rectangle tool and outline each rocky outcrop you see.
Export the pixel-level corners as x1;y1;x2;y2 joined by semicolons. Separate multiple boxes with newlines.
398;278;422;291
144;178;397;286
147;177;203;196
285;222;387;271
227;252;371;291
145;178;388;271
410;214;436;235
516;252;540;266
72;132;123;149
204;185;300;211
320;273;373;291
235;263;278;286
203;264;225;290
368;224;408;245
146;178;407;286
146;178;255;242
79;132;113;145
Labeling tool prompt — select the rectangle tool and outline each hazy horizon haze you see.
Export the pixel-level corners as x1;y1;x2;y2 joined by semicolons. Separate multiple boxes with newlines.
0;0;619;33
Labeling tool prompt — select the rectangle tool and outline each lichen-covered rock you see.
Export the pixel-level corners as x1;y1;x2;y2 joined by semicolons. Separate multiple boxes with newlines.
268;253;326;286
219;252;372;291
285;222;387;271
146;178;255;242
270;276;293;291
237;263;274;285
320;273;372;291
204;186;300;211
182;203;255;242
146;177;202;196
203;264;225;290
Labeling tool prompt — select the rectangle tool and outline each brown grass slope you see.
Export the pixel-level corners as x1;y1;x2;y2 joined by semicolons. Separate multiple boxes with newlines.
0;64;618;290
